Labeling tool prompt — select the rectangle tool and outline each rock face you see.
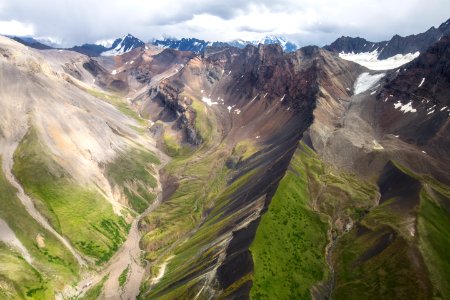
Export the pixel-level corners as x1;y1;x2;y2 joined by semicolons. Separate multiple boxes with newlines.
377;34;450;181
325;18;450;59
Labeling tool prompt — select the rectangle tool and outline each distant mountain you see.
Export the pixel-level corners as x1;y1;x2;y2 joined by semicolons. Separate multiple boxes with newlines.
101;34;145;56
152;35;298;53
152;38;214;53
325;18;450;60
8;36;53;50
68;34;145;57
67;44;107;57
253;35;298;52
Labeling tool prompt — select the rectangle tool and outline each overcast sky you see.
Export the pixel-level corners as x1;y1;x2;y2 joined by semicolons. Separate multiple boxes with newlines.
0;0;448;47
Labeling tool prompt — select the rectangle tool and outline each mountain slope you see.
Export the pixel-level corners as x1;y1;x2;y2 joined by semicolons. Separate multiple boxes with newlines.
8;36;53;50
0;36;165;298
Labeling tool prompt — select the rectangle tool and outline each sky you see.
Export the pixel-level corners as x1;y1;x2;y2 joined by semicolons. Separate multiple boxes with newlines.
0;0;448;47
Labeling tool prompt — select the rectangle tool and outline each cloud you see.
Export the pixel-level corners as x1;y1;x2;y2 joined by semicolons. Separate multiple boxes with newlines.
0;19;34;36
0;0;448;47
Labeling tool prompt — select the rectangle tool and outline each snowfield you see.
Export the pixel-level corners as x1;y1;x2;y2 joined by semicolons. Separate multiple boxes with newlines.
354;72;386;94
339;50;420;70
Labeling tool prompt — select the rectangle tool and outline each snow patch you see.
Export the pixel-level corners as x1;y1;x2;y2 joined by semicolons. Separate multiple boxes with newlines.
354;72;385;95
418;77;425;88
394;101;416;113
201;97;217;106
339;51;420;70
249;94;258;104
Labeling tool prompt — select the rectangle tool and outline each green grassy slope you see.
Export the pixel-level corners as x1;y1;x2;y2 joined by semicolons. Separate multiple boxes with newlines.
333;203;431;299
417;187;450;299
332;164;450;300
106;148;160;213
0;159;78;298
13;129;128;264
250;142;378;299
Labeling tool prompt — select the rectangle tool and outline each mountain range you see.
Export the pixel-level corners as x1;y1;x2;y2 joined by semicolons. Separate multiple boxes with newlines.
0;16;449;300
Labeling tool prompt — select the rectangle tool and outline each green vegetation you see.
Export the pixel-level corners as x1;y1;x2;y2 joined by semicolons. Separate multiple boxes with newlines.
119;265;130;288
250;142;378;299
250;144;329;300
333;222;429;299
0;243;50;299
79;275;108;300
13;128;128;264
189;98;217;144
106;147;159;213
0;159;78;298
418;188;450;299
232;140;260;161
86;88;146;126
331;164;450;300
162;132;192;157
140;132;263;298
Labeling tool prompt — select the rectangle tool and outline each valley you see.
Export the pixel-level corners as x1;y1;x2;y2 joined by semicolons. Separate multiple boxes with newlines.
0;15;449;300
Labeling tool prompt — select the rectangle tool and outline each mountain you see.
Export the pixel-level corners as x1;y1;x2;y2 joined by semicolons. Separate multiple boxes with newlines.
325;18;450;70
67;34;145;57
0;35;165;299
253;35;298;52
152;37;222;53
68;43;108;56
152;35;298;53
8;36;53;50
227;35;298;52
101;33;145;56
0;21;449;300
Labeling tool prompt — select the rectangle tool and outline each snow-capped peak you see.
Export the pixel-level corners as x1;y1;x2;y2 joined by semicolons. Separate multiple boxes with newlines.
101;34;145;56
230;35;298;52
